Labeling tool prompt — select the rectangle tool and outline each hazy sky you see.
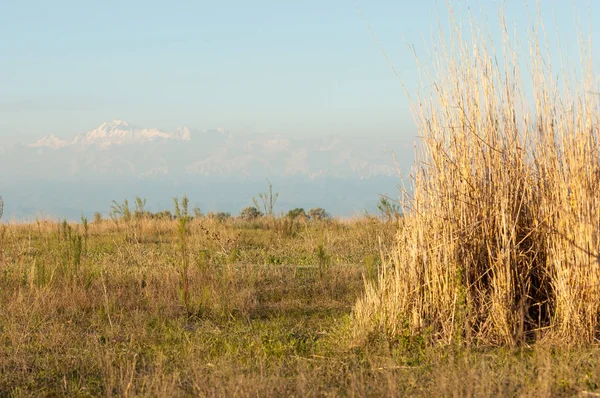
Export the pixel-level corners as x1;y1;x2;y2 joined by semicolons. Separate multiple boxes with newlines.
0;1;596;141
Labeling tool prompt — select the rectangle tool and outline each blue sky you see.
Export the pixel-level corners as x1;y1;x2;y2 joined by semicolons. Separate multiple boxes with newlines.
0;1;596;142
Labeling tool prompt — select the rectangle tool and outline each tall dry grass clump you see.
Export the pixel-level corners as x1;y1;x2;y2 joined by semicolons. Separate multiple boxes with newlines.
355;9;600;346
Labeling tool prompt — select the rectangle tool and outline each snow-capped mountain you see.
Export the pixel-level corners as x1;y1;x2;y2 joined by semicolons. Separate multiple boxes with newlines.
29;133;70;149
18;120;405;180
30;120;192;149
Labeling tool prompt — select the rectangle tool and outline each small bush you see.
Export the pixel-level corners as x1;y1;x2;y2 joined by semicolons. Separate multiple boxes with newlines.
287;208;307;220
308;208;330;221
376;197;401;222
239;206;263;220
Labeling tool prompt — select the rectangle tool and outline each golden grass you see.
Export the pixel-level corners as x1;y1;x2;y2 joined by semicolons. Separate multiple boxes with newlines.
0;217;378;395
4;217;600;395
354;7;600;346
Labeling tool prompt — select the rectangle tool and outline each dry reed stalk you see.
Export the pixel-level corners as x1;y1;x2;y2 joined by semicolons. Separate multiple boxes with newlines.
355;6;600;345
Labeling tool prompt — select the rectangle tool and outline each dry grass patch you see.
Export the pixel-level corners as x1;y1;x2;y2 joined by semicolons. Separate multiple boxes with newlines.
355;6;600;346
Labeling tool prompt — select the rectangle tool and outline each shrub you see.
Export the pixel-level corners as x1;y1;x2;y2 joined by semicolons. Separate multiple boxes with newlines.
153;210;174;220
287;208;307;220
207;212;231;222
308;208;330;221
239;206;262;220
376;197;401;222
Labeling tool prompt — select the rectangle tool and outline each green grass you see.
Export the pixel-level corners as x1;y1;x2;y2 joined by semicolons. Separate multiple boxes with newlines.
1;217;600;396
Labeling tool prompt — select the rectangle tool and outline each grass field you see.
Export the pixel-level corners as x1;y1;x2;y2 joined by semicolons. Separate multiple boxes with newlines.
1;216;600;397
5;4;600;397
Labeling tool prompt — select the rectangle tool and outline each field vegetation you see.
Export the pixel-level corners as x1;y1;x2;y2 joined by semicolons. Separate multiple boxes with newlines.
4;5;600;397
1;210;600;396
0;211;392;396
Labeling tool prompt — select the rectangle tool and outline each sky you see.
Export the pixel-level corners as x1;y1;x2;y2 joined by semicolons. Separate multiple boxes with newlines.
0;1;597;142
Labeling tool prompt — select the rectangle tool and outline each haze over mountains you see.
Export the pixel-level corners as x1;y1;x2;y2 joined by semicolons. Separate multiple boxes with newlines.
2;120;412;220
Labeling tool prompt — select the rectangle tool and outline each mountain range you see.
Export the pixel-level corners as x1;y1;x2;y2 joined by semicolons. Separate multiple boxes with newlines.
1;120;412;219
21;120;404;179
